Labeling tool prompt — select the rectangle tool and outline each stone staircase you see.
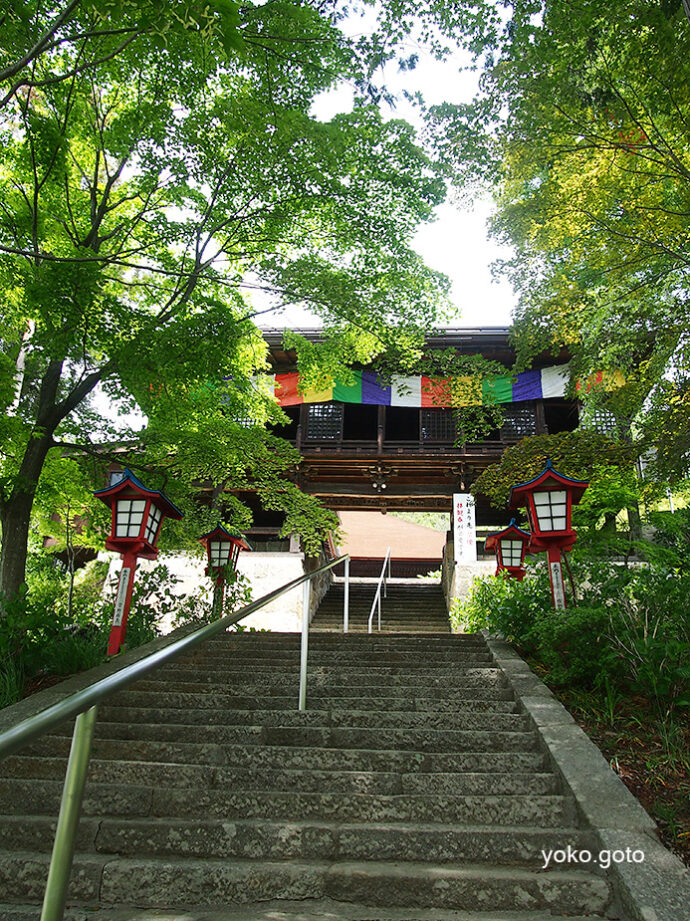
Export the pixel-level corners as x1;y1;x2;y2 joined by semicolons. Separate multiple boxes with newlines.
311;580;451;633
0;616;616;919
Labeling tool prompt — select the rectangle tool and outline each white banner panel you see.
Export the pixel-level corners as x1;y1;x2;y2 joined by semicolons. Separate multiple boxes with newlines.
540;364;570;399
453;493;477;564
390;375;422;407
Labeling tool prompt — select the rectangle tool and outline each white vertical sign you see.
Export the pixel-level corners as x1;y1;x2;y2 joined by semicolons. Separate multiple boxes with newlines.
453;493;477;564
112;568;130;626
550;561;566;610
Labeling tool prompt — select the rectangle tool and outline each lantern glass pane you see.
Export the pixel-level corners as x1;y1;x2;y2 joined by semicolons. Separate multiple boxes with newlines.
144;503;163;546
500;539;524;567
115;499;146;537
209;540;231;567
532;490;567;531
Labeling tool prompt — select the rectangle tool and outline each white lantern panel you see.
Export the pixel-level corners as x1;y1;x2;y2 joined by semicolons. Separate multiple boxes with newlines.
500;538;524;567
144;503;163;545
115;499;146;537
532;490;567;531
209;540;231;567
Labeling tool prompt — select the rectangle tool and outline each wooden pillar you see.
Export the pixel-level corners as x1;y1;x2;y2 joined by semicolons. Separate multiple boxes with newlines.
296;404;306;450
377;405;385;455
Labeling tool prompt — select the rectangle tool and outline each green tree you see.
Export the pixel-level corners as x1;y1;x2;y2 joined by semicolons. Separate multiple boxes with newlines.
471;430;638;511
0;0;453;602
430;0;690;484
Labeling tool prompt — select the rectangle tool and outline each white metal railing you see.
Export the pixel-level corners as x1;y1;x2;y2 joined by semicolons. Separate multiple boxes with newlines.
0;554;349;921
368;546;392;633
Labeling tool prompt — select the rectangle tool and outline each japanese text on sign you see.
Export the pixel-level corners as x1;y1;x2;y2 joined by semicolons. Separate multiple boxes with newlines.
453;493;477;564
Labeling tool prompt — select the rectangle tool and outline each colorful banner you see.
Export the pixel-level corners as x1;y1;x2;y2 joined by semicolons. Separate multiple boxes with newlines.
263;364;622;408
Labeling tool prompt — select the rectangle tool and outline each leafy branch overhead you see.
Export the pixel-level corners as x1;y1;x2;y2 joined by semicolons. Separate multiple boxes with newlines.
429;0;690;483
0;0;464;600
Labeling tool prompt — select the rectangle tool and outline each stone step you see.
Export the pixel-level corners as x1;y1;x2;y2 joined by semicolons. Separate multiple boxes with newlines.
180;651;494;664
108;689;518;712
208;634;484;646
0;905;607;921
311;627;452;633
44;721;539;752
21;738;548;773
0;816;592;865
0;902;612;921
0;854;610;914
2;757;558;796
95;706;529;733
175;657;493;670
128;679;513;698
146;667;506;687
0;779;573;825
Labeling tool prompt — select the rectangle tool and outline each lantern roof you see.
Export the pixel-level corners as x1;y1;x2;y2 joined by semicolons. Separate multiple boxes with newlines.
93;468;183;520
484;518;531;552
199;524;251;551
509;458;588;509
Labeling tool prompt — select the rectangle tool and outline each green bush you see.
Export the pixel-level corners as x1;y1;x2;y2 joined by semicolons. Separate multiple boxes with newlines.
451;565;553;646
452;556;690;715
527;605;617;687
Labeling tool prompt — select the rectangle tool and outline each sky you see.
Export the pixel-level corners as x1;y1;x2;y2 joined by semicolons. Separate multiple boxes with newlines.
254;27;518;331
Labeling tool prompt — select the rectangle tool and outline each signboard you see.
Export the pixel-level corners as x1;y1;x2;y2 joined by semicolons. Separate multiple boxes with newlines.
550;561;566;610
453;493;477;564
112;568;131;626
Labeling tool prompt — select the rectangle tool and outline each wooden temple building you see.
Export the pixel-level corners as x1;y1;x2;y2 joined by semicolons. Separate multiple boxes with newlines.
241;327;579;542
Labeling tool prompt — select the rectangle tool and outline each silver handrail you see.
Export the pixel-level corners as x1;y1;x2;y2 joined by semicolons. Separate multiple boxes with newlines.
0;553;349;921
367;546;391;634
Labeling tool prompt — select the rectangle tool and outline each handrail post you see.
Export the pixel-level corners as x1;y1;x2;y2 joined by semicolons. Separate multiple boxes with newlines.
40;705;98;921
343;557;350;633
378;592;381;632
299;577;311;711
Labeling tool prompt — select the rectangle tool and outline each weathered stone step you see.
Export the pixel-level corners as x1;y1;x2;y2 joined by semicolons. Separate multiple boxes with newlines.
311;625;451;632
95;706;528;733
21;737;548;773
0;902;612;921
262;726;538;753
0;854;610;914
2;756;558;796
108;689;518;712
180;651;494;665
0;816;592;865
148;789;573;825
129;678;512;697
41;721;538;752
146;667;506;687
0;779;573;825
209;635;484;647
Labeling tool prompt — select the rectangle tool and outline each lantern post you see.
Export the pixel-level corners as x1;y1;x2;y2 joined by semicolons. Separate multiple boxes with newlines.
509;459;588;610
484;519;531;581
198;525;251;617
93;469;183;655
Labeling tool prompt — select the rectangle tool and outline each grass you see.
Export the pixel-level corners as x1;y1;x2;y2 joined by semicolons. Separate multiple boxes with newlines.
549;681;690;866
0;626;110;710
0;656;26;709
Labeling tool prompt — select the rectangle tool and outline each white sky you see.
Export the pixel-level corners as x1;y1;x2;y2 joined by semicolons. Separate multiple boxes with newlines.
253;26;517;330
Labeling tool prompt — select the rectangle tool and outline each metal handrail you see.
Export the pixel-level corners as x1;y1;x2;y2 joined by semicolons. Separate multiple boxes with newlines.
0;553;349;921
367;546;391;634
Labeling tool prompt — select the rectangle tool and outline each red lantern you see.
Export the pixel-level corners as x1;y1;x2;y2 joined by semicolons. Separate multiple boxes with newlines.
509;459;588;610
94;469;182;655
484;519;531;580
198;525;251;616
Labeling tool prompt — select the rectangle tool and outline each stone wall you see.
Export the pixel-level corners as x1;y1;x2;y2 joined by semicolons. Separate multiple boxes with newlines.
441;539;495;618
102;548;332;634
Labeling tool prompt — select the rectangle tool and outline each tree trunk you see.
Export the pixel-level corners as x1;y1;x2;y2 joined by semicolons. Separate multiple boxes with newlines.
0;433;54;604
0;492;35;605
